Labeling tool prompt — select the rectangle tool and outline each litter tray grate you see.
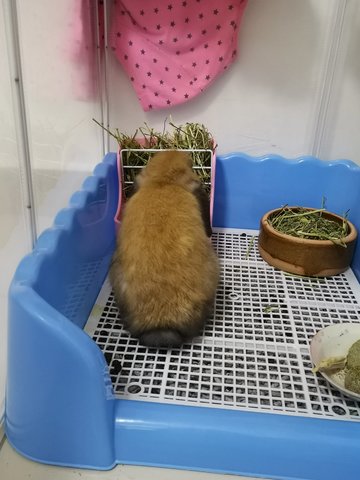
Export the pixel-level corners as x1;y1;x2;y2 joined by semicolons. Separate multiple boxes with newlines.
85;228;360;421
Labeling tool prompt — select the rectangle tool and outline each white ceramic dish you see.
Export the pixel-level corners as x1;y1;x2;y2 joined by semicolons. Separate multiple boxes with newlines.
310;323;360;401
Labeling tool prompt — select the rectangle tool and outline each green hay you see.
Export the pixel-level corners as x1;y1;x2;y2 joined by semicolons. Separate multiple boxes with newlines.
244;236;256;259
263;304;280;313
268;205;349;247
93;118;216;197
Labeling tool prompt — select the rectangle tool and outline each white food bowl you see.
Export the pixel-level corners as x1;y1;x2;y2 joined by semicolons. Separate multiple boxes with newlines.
310;323;360;401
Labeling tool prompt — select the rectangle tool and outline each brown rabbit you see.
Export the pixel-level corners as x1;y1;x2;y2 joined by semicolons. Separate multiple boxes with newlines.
110;150;219;348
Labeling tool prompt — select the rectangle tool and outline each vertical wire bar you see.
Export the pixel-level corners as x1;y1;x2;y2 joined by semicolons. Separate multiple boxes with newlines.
102;0;110;153
94;0;105;156
311;0;348;158
2;0;37;248
94;0;110;154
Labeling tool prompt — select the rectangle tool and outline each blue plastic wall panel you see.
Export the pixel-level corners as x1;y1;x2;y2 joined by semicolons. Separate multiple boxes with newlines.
31;156;119;328
6;152;360;478
114;400;360;480
213;154;360;281
7;154;118;469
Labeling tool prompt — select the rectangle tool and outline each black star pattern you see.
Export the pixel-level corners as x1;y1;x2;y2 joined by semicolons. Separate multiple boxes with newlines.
165;66;169;71
218;40;222;45
202;29;207;35
216;24;221;30
159;40;164;45
204;44;209;49
199;13;204;19
185;17;189;23
154;92;159;97
120;10;125;15
189;80;193;85
187;33;192;39
177;74;182;79
170;21;176;27
173;37;178;43
176;50;180;55
148;104;153;109
172;87;176;92
111;46;116;51
147;71;152;77
206;75;210;80
140;10;144;15
184;93;189;98
128;41;133;46
228;5;234;10
154;7;159;13
213;9;219;15
124;54;128;59
153;58;158;63
182;1;187;6
192;62;197;67
232;49;237;56
190;47;195;52
116;32;121;38
166;100;171;105
219;56;224;62
130;77;134;82
140;49;145;54
160;80;164;84
230;20;236;29
156;24;161;30
135;63;140;68
205;59;210;64
168;4;173;10
142;84;146;89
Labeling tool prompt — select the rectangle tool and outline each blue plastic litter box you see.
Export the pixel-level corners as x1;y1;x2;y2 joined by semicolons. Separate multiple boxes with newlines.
7;152;360;480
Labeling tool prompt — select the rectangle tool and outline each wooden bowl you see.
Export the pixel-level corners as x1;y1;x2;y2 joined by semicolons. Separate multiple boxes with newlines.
258;207;358;277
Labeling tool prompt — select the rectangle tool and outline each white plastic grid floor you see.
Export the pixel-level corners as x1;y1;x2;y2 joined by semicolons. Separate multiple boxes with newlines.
85;228;360;421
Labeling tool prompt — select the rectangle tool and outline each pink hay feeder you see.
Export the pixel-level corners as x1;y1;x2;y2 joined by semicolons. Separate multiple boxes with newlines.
114;144;216;232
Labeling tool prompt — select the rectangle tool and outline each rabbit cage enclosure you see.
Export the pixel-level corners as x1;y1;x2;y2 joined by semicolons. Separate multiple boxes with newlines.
4;1;360;480
7;152;360;479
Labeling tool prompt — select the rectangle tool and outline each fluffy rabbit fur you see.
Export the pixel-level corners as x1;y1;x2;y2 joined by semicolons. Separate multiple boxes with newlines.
110;150;219;348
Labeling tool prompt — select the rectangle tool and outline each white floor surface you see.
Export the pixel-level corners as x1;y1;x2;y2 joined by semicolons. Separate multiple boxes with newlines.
0;439;263;480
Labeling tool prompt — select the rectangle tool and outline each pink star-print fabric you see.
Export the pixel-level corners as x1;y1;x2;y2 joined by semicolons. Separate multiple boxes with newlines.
109;0;248;111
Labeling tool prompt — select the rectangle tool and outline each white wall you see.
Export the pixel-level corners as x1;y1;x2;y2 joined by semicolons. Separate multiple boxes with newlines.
16;0;104;234
318;0;360;162
106;0;360;163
